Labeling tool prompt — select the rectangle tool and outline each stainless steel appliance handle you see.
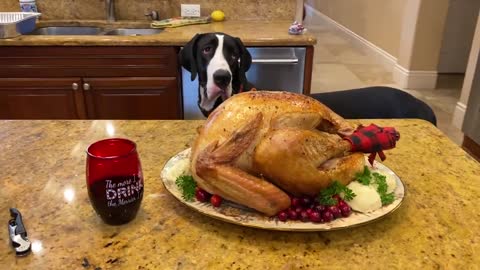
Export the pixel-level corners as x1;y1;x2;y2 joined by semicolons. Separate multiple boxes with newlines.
251;58;299;64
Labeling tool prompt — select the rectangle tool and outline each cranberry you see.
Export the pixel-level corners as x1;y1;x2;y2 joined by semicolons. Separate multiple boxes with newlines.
308;211;322;223
291;197;302;207
300;211;310;222
277;211;288;222
327;206;342;218
314;204;326;213
295;206;304;213
288;209;298;220
322;211;334;222
210;194;222;207
306;208;314;216
340;204;352;217
301;196;313;207
195;187;210;202
338;200;348;208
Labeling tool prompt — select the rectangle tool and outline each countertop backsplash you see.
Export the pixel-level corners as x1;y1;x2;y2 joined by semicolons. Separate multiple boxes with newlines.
0;0;296;21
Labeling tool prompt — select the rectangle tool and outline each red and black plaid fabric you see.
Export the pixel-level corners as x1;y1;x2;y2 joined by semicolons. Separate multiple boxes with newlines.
344;124;400;165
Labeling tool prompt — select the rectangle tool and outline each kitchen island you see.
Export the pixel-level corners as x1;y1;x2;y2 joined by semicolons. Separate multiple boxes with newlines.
0;119;479;269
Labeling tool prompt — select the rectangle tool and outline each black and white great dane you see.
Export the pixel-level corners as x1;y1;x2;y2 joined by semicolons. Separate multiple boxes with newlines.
179;32;254;117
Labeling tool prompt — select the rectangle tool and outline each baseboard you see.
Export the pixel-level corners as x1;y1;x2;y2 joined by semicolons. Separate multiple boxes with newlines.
452;102;467;129
392;64;438;89
304;4;397;70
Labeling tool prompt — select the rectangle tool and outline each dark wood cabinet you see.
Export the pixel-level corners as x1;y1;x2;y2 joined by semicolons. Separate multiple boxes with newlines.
463;136;480;161
0;78;85;119
0;46;181;119
83;77;181;119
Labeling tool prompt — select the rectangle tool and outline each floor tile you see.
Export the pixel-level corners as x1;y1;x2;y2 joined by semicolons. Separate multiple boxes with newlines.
343;64;394;85
323;43;378;65
313;44;338;63
310;64;365;93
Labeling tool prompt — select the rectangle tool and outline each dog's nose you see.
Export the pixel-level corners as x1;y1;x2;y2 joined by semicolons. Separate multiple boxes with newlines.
213;70;232;88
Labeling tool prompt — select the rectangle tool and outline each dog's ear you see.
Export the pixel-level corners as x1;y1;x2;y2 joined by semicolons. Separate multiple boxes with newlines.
235;37;252;72
179;34;202;81
234;37;252;87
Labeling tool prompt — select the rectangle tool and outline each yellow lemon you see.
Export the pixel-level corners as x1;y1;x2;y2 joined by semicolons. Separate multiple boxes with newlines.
211;10;225;22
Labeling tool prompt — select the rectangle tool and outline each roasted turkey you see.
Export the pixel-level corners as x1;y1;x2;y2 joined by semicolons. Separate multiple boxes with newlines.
190;91;398;216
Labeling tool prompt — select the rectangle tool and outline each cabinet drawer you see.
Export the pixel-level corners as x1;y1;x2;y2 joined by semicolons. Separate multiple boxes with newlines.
84;77;181;119
0;78;86;119
0;47;178;77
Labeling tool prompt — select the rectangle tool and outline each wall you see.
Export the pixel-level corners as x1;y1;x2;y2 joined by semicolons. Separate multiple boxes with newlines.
453;12;480;129
437;0;480;73
0;0;296;21
405;0;450;70
462;48;480;143
305;0;406;58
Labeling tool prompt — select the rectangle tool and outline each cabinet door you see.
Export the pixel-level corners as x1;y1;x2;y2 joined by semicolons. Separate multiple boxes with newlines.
83;77;181;119
0;78;86;119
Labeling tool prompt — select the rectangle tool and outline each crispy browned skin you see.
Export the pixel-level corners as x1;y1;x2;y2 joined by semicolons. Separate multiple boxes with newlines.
191;91;364;216
254;129;364;196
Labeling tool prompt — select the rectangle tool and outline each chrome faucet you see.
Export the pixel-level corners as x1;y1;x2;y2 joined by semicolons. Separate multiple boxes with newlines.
105;0;115;22
145;10;159;21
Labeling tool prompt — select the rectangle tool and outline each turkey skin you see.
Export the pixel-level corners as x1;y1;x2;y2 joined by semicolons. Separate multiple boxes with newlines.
191;91;365;216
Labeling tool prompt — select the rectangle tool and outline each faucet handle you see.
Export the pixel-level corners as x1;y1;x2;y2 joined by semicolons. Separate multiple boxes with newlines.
145;10;159;21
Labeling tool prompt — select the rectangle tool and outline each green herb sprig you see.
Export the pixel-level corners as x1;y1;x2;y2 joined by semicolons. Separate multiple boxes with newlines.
318;181;356;206
175;175;197;201
355;166;372;185
356;166;395;205
380;193;395;205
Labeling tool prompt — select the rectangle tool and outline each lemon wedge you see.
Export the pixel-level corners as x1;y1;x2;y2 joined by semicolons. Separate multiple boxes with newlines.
211;10;225;22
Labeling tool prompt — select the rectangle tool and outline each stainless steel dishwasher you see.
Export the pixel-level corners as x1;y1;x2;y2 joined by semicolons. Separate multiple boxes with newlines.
182;47;306;119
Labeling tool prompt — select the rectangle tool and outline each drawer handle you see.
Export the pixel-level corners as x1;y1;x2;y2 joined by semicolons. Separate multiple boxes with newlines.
83;83;91;91
72;83;79;90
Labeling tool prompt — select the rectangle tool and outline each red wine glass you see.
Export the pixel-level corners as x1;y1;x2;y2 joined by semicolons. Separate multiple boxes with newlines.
86;138;144;225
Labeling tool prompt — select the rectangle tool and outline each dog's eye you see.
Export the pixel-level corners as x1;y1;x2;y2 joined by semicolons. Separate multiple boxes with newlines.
203;47;212;54
229;55;239;64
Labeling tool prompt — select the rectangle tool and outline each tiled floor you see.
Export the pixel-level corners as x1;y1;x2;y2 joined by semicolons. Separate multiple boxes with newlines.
305;20;464;145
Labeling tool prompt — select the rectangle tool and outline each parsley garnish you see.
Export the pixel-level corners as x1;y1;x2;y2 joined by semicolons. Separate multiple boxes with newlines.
381;193;395;205
355;166;395;206
355;166;372;185
175;175;197;201
373;172;387;193
318;181;356;205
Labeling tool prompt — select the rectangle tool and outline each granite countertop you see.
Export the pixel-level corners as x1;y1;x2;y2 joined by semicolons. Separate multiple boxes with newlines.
0;20;316;46
0;119;479;269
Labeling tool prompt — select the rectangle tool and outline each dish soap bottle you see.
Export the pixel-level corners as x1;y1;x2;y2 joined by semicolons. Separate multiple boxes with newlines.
19;0;38;12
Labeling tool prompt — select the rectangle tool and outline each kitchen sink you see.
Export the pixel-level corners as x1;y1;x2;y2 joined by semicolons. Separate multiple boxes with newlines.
103;28;163;36
29;26;104;35
28;26;163;36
